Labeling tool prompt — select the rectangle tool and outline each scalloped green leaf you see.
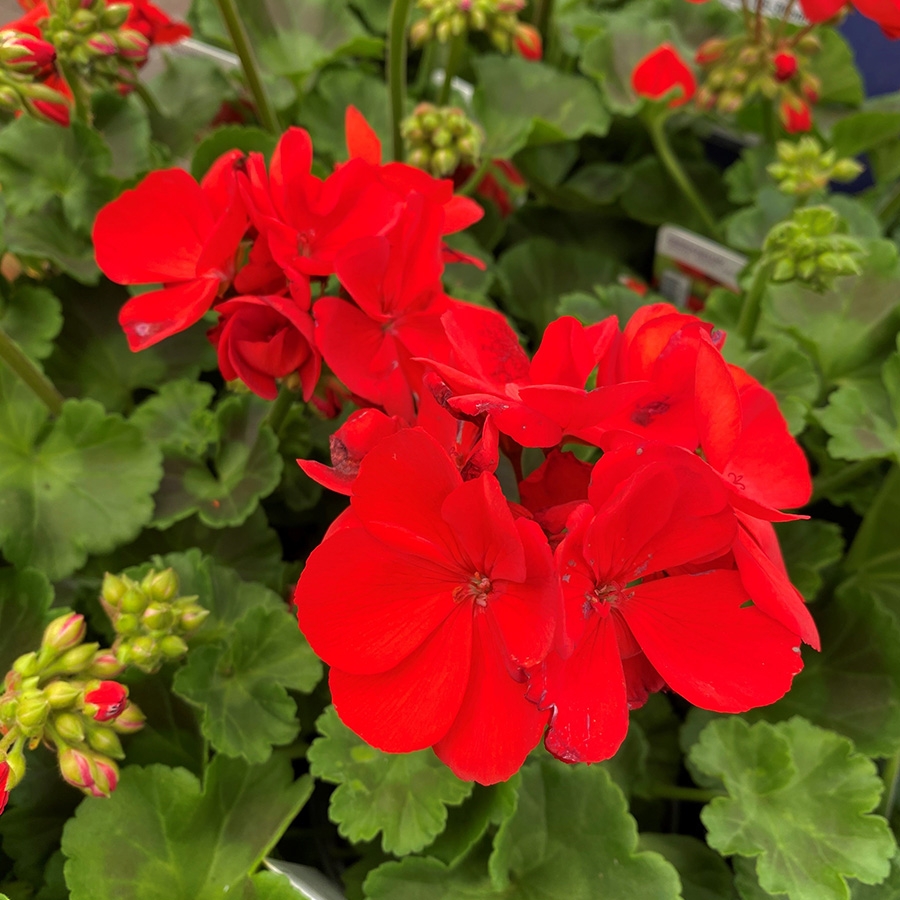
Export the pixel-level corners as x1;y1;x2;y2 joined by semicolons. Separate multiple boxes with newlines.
473;56;610;159
774;518;844;601
691;717;896;900
0;284;63;362
0;567;54;675
365;759;682;900
0;370;163;580
639;834;738;900
174;605;322;763
61;755;313;900
131;380;218;457
152;394;283;530
308;706;473;856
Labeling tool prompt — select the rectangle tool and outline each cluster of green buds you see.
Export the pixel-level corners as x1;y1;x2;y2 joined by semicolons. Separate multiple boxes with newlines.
410;0;541;59
101;569;209;674
767;136;864;197
41;0;150;92
695;24;820;129
0;612;144;804
0;29;70;124
762;206;865;291
402;103;483;177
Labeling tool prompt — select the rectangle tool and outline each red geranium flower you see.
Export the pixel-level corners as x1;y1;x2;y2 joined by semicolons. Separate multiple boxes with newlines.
780;96;813;133
93;151;247;350
209;288;320;401
632;43;696;108
530;442;805;764
0;760;10;816
126;0;191;44
294;428;562;784
84;681;129;722
799;0;900;37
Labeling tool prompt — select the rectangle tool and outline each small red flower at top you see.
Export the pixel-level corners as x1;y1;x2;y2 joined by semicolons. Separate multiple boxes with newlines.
632;43;696;108
84;681;128;723
294;428;562;784
92;151;247;350
0;760;10;816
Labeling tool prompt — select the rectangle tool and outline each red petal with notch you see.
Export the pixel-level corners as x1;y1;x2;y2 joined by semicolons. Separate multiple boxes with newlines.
345;105;382;165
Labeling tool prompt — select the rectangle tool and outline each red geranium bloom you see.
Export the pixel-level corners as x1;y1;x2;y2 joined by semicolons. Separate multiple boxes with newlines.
208;288;320;401
530;442;804;764
800;0;900;37
126;0;191;44
84;681;128;722
518;449;593;548
0;760;10;816
93;151;247;350
513;22;542;60
294;428;562;784
632;43;696;108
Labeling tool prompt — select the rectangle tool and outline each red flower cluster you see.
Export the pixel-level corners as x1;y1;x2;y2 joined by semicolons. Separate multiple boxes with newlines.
93;108;817;785
294;298;817;782
93;109;483;403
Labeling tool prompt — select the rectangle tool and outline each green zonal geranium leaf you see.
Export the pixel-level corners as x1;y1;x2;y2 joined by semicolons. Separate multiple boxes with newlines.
174;605;323;763
307;706;474;856
0;284;63;362
365;759;682;900
130;379;219;458
152;393;283;530
0;370;163;580
0;567;53;675
473;56;611;159
61;755;313;900
691;717;896;900
639;834;738;900
774;518;845;602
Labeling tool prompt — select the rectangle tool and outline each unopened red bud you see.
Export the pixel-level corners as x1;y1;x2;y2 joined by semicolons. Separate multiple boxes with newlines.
513;22;542;60
93;756;119;796
0;33;56;76
86;32;117;55
42;614;86;655
83;680;128;722
773;51;798;81
58;747;118;797
86;651;125;679
54;711;86;743
800;75;820;103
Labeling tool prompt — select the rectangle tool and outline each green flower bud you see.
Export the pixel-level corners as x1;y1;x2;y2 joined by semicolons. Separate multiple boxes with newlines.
158;635;189;662
110;701;146;734
176;603;210;634
42;614;87;655
114;612;141;636
42;642;100;678
5;744;26;789
142;602;174;633
54;711;86;743
16;690;49;733
101;572;128;607
120;586;148;616
101;2;131;28
44;680;83;710
432;147;460;176
12;652;40;679
86;725;125;759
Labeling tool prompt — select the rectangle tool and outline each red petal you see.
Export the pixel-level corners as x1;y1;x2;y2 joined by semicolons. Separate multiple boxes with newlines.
345;105;382;165
434;612;548;784
695;337;742;469
94;169;213;284
620;570;804;712
329;603;472;752
119;277;219;350
294;528;460;674
539;614;629;763
631;43;697;108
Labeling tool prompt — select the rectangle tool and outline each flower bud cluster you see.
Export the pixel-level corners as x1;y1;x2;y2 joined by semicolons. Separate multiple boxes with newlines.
410;0;540;59
0;612;145;806
695;25;821;131
767;136;863;197
101;569;209;674
763;205;865;291
0;29;69;125
402;103;484;177
41;0;149;91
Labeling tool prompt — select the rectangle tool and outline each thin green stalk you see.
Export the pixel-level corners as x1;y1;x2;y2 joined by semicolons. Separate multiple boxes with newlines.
876;180;900;230
644;785;725;803
56;59;91;125
812;458;882;503
438;32;466;106
215;0;280;135
130;80;163;120
646;116;722;241
533;0;554;40
388;0;414;161
413;40;436;96
0;327;64;415
882;749;900;820
459;157;493;196
266;383;296;436
737;259;774;348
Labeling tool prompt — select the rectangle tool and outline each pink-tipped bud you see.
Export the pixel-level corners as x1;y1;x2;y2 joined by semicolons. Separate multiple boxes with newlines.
116;29;150;62
86;651;126;679
513;22;542;61
0;760;10;815
42;614;86;655
110;701;146;735
86;32;118;56
0;33;56;77
695;37;727;66
773;50;798;82
83;681;128;723
59;747;118;798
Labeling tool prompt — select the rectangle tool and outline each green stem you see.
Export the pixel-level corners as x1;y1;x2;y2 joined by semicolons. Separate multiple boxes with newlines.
130;80;163;120
644;784;725;803
215;0;280;135
413;40;436;96
646;115;722;241
533;0;554;40
438;32;466;106
737;260;774;348
0;327;64;415
811;458;882;503
875;180;900;230
266;383;296;436
459;157;493;196
388;0;414;161
56;59;91;125
882;749;900;820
